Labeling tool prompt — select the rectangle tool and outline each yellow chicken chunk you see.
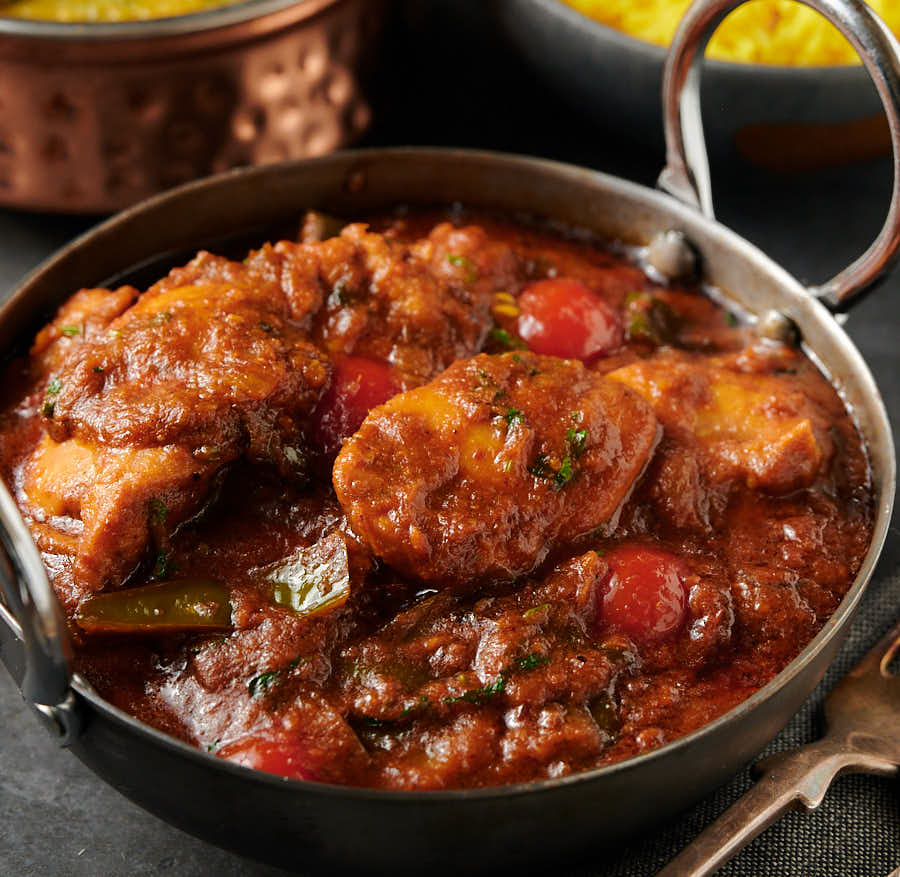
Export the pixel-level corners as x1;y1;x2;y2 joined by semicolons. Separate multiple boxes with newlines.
608;352;832;493
23;435;218;591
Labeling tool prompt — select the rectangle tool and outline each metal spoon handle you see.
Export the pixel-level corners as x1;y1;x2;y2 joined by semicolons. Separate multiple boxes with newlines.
657;740;898;876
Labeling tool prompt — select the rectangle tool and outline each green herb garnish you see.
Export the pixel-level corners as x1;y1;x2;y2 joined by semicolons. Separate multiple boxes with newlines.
566;426;588;457
248;670;279;697
152;551;174;580
151;311;173;326
148;499;168;527
60;325;80;337
554;456;574;488
443;673;507;705
488;327;526;350
517;653;551;671
505;408;523;426
447;253;478;283
42;377;62;418
400;696;431;717
93;366;104;374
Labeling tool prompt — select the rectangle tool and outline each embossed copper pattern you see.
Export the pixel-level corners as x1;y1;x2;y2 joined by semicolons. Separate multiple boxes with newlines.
0;0;383;212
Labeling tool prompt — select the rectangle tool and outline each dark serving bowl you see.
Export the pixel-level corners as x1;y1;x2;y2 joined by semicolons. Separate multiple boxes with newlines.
0;0;898;872
497;0;888;169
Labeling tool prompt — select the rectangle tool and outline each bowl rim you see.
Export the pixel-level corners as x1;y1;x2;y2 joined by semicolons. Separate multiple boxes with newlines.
7;145;887;805
528;0;873;76
0;0;336;40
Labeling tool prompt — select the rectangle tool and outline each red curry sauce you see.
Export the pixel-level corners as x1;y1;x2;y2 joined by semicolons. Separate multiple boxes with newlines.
0;210;873;789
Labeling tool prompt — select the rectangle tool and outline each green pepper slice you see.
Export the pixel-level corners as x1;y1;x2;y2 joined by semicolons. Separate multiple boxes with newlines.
262;532;350;618
75;578;232;634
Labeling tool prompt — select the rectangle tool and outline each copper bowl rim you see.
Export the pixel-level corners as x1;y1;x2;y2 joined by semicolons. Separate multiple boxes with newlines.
0;0;337;41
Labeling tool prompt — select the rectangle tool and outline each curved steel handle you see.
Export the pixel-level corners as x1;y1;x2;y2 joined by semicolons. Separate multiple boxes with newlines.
0;481;79;743
658;0;900;307
656;741;897;876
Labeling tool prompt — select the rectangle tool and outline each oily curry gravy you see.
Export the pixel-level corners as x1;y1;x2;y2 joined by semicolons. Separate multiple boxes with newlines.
0;210;873;789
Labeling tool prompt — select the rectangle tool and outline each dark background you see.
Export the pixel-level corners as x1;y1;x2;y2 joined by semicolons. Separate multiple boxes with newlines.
1;3;898;875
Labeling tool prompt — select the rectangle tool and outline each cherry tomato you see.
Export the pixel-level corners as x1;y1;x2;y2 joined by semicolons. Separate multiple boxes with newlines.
599;544;688;643
218;735;319;782
517;278;622;361
314;356;398;456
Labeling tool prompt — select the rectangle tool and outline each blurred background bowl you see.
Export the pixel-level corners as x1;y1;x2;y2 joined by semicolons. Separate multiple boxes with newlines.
497;0;887;172
0;0;384;213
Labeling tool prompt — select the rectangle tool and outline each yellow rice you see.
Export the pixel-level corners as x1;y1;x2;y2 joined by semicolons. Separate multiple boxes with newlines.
0;0;240;21
561;0;900;66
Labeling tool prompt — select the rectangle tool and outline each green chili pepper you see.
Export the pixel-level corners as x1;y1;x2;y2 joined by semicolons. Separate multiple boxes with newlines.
75;578;232;634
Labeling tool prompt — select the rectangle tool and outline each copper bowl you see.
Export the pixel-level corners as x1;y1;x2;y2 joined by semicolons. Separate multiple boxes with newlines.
0;0;384;213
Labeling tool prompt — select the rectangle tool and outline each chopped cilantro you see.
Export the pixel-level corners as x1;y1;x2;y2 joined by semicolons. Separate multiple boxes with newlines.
529;452;575;489
206;739;221;753
151;311;173;326
517;653;551;671
92;365;104;374
726;312;739;327
148;499;168;527
400;696;431;717
488;327;526;350
512;354;522;363
248;670;279;697
447;253;478;283
443;673;507;705
566;426;588;457
505;408;523;426
42;377;62;418
554;456;574;488
60;325;80;337
152;551;173;580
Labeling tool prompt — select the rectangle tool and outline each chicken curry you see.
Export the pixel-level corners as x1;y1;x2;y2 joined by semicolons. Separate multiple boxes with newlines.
0;210;873;789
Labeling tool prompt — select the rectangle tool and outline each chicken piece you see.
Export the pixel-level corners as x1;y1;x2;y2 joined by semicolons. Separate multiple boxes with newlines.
311;222;510;385
333;352;659;588
608;351;833;493
25;220;517;593
22;434;219;590
30;286;137;375
24;253;332;592
44;276;329;460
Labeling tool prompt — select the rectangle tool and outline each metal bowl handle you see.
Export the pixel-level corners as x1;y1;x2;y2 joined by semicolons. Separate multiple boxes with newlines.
0;482;79;743
658;0;900;308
